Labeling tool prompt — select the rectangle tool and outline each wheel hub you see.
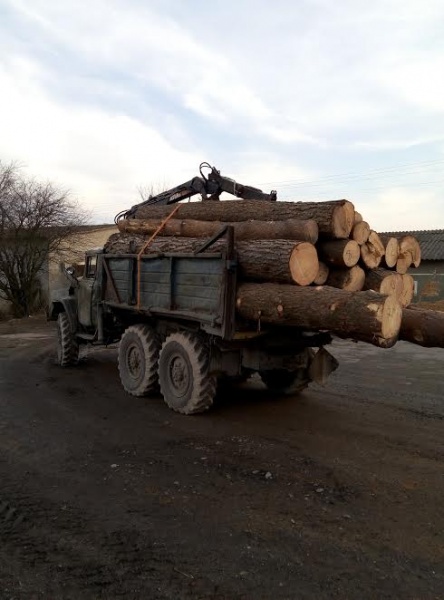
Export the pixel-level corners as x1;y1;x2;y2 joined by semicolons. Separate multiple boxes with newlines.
127;345;142;379
169;355;190;395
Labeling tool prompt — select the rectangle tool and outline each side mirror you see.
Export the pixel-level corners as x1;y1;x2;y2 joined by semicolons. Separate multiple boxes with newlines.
64;265;79;287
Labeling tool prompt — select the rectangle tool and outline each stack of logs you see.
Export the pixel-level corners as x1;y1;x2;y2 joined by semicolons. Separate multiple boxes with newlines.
105;198;442;349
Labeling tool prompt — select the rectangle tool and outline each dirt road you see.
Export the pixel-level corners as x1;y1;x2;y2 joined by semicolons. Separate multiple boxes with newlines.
0;317;443;599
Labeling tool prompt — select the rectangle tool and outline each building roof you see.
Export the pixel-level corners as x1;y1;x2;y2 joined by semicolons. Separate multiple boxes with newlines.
382;229;444;261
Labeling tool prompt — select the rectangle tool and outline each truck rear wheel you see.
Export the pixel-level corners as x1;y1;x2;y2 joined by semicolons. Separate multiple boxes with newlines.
259;369;310;395
118;325;160;397
158;332;216;415
57;312;79;367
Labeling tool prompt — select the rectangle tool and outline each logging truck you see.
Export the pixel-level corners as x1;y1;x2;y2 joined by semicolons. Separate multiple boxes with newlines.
49;228;339;415
48;163;437;414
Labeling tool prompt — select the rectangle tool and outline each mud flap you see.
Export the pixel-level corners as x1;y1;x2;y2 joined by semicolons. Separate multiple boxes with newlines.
308;347;339;386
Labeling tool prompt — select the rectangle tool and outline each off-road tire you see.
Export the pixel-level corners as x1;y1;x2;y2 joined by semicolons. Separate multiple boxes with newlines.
118;324;160;397
56;312;79;367
158;332;216;415
259;369;310;395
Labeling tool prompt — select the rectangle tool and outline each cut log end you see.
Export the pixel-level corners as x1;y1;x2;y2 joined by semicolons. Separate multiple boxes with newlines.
399;235;421;268
331;204;353;239
289;242;319;286
354;211;363;225
351;221;370;245
327;265;365;291
361;232;385;269
400;274;415;307
380;295;403;341
396;251;412;274
384;237;399;268
321;239;360;268
313;261;329;285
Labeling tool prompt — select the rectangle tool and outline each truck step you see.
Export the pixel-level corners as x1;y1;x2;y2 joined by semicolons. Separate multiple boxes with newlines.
76;333;96;341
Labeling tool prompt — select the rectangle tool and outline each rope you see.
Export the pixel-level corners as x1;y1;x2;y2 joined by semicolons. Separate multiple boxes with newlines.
136;204;181;309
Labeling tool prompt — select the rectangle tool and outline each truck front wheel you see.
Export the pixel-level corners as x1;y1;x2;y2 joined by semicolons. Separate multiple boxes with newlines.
158;332;216;415
56;312;79;367
118;325;160;397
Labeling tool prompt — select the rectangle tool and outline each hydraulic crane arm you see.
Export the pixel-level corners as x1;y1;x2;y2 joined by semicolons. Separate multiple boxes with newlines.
117;162;277;221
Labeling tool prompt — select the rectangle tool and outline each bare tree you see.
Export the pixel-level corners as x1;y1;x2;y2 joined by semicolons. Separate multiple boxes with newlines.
137;180;170;203
0;161;88;317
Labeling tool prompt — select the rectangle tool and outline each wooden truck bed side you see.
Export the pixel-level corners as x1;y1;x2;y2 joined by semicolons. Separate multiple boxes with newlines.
101;251;237;338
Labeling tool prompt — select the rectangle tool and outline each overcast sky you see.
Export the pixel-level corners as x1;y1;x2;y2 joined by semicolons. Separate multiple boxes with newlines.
1;0;443;230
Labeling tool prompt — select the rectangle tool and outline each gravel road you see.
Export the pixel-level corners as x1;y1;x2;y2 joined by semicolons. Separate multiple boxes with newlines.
0;317;443;599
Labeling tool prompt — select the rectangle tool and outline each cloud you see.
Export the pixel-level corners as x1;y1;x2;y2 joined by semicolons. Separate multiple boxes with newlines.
362;187;444;232
0;55;202;221
0;0;443;229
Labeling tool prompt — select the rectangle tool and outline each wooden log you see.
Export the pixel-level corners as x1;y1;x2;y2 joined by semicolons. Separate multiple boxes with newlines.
384;234;421;268
399;235;421;268
354;211;363;225
360;231;385;269
313;262;329;285
379;235;399;268
364;268;403;301
117;216;319;244
351;221;370;245
236;283;402;348
327;265;365;291
132;199;355;239
104;234;319;286
400;274;415;307
400;307;444;348
395;251;412;274
320;239;360;268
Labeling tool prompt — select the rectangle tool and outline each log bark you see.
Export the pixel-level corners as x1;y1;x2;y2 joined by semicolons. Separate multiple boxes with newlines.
351;221;370;245
132;199;355;239
327;265;365;291
117;216;319;244
400;307;444;348
364;268;403;301
379;235;399;268
236;283;402;347
313;262;329;285
105;234;319;286
360;231;385;269
320;239;360;268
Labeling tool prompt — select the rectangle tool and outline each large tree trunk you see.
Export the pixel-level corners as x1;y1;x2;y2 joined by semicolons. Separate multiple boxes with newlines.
320;239;360;268
327;265;365;291
132;199;355;239
105;233;319;286
400;307;444;347
117;216;319;243
236;283;402;347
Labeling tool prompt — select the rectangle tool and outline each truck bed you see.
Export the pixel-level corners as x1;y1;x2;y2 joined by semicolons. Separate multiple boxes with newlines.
102;251;236;338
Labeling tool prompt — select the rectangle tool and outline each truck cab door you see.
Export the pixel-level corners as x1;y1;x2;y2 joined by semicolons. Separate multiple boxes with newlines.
77;254;98;328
